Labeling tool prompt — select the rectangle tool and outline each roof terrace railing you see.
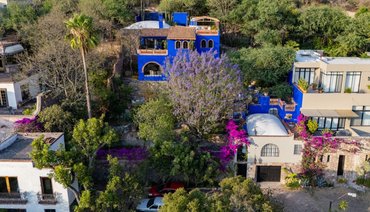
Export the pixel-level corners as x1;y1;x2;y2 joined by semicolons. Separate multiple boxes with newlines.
137;49;168;55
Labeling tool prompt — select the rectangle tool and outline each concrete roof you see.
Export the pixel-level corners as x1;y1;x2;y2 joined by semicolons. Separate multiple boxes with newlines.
246;114;288;136
124;21;170;29
0;133;63;161
295;50;370;65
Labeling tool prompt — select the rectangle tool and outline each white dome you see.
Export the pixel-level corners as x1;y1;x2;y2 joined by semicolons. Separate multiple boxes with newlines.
246;114;288;136
124;21;170;29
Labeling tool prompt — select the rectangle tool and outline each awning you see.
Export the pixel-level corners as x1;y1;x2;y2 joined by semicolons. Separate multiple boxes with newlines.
300;109;358;118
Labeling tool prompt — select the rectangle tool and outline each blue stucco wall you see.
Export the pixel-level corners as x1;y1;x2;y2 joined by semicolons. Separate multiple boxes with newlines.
292;84;304;122
195;34;220;57
172;12;188;26
137;54;167;81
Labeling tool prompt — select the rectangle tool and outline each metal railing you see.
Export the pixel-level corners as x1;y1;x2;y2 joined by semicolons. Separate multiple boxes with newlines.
137;49;168;55
37;192;57;205
0;192;27;204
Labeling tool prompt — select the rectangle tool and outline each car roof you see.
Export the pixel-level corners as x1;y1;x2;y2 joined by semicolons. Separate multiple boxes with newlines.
154;197;164;205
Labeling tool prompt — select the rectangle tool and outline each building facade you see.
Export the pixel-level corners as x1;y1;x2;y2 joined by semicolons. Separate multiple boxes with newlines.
0;133;77;212
124;12;221;81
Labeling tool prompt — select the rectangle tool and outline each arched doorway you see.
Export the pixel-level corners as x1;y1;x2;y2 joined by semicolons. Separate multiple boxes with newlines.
143;62;162;76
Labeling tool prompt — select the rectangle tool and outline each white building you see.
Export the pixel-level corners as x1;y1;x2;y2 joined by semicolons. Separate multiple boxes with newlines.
243;114;303;182
0;42;40;110
0;133;77;212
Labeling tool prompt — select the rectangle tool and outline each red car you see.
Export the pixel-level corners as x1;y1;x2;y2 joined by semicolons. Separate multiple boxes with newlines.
148;182;185;197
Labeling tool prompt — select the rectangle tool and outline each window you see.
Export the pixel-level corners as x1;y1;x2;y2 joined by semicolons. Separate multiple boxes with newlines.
320;72;343;93
175;41;181;49
294;68;314;84
0;89;7;107
351;106;370;126
44;210;56;212
319;155;323;162
208;40;214;48
365;155;369;162
261;144;279;157
310;117;345;131
327;155;330;162
345;72;361;93
40;177;53;195
182;41;188;49
0;177;19;193
293;144;302;155
201;40;207;48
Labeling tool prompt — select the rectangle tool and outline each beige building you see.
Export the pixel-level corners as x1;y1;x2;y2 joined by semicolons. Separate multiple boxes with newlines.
293;50;370;137
240;114;302;183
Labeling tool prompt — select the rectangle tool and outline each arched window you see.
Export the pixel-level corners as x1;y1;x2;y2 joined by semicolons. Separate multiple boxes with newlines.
183;41;188;49
208;39;214;48
201;40;207;48
261;144;279;157
175;41;181;49
143;62;162;76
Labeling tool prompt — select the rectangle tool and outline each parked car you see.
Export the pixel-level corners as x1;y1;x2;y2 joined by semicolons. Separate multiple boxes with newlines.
148;182;185;197
136;197;163;212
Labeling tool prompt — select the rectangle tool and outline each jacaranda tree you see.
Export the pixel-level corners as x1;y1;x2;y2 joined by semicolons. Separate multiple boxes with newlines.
165;50;243;136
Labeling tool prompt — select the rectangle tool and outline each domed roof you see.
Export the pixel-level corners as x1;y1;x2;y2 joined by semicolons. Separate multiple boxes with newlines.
246;114;288;136
124;21;170;29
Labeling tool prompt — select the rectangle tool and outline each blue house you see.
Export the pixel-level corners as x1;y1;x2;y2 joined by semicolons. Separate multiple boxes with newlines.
124;12;221;81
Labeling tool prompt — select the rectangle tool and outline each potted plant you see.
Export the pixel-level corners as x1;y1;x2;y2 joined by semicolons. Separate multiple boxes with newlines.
318;87;323;93
298;79;309;92
311;83;317;90
344;88;352;93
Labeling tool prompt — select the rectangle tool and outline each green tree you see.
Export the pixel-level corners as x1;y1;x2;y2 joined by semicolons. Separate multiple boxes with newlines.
210;176;274;212
66;14;99;118
334;12;370;56
161;188;211;212
231;46;295;87
95;156;144;212
38;105;75;133
159;0;208;16
71;116;119;169
299;6;349;50
134;97;175;143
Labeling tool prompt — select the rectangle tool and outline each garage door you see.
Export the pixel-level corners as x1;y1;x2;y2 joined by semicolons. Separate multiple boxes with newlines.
257;166;281;182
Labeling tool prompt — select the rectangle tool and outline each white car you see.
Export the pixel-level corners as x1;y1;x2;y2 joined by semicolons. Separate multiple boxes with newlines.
136;197;164;212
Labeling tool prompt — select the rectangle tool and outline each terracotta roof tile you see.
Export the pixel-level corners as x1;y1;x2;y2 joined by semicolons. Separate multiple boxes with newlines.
167;26;196;40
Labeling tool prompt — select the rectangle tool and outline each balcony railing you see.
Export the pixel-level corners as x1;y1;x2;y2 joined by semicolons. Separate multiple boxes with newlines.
137;49;168;55
196;29;219;35
37;192;57;205
0;192;27;204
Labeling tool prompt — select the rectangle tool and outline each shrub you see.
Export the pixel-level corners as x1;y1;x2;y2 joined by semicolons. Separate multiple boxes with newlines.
284;170;300;189
337;177;348;184
344;88;352;93
356;177;370;188
306;119;318;134
14;117;43;132
298;79;309;91
270;83;292;102
38;105;75;133
22;104;36;115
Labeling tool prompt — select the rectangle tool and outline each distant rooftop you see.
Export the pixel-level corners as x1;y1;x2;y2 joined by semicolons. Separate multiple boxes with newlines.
246;114;288;136
124;21;170;29
0;133;63;161
296;50;370;65
0;118;14;142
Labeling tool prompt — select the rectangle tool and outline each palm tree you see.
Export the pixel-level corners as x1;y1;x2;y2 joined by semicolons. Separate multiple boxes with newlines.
65;14;98;118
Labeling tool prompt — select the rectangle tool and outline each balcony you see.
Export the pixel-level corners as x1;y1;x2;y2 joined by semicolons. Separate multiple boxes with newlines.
293;84;370;111
0;192;27;204
37;193;57;205
137;49;168;55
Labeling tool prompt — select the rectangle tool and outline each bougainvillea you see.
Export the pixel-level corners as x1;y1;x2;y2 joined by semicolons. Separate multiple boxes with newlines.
165;50;243;136
296;113;361;186
14;116;43;132
218;120;250;167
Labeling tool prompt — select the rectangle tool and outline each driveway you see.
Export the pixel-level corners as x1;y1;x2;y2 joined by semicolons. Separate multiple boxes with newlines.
260;183;370;212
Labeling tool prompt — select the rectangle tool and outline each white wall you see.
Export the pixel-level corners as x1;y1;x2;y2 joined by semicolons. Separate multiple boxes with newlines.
0;162;73;212
247;135;303;164
0;0;7;8
0;82;18;109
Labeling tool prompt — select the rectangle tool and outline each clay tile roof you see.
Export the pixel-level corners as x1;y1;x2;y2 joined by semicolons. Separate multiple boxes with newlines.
167;26;196;40
140;29;169;37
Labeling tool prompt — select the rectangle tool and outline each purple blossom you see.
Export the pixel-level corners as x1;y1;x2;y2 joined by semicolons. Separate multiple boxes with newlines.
14;116;43;132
